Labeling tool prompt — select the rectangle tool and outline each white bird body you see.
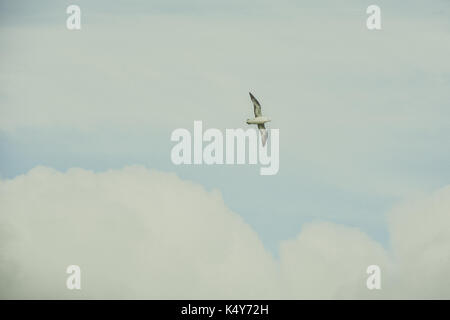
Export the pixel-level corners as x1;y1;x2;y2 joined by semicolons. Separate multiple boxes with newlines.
246;116;271;125
247;92;270;146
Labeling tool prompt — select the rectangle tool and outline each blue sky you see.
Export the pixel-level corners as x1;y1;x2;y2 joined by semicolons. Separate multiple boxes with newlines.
1;0;449;256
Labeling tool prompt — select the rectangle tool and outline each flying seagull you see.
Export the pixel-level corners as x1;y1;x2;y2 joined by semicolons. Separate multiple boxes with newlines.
247;92;271;146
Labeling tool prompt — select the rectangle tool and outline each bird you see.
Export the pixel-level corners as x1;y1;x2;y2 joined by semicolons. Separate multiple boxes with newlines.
247;92;271;146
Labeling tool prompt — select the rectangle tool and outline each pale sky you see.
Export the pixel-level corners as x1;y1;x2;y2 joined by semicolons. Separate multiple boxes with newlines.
1;0;450;298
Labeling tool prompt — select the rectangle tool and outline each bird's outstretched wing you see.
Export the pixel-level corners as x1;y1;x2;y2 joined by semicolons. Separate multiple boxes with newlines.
258;124;268;147
249;92;262;117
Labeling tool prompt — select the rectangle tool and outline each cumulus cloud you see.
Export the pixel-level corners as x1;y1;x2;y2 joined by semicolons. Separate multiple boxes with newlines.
386;186;450;298
279;222;390;299
0;166;449;299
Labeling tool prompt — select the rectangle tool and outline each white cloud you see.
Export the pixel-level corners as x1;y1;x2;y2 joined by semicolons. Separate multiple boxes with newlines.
0;166;280;299
1;166;449;299
279;222;390;299
386;186;450;298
